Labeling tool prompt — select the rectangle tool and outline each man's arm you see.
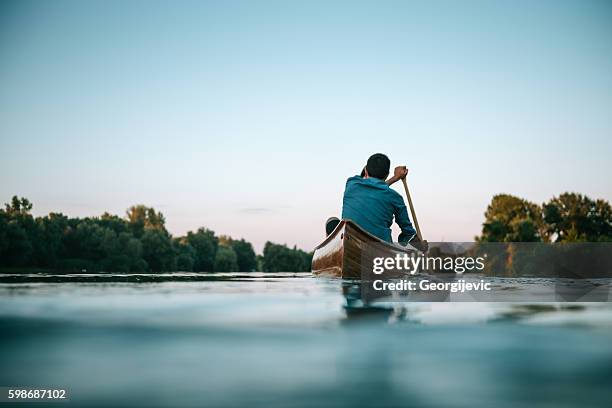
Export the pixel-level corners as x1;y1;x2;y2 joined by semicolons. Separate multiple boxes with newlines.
393;194;417;244
386;166;408;185
395;198;428;251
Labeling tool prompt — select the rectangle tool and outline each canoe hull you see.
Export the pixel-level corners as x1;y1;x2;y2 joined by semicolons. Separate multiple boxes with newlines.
311;220;416;279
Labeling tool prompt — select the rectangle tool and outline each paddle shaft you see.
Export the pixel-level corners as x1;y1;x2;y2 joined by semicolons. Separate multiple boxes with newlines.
401;178;422;241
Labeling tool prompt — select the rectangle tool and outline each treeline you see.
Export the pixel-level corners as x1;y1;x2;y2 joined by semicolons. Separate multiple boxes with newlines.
0;196;312;273
475;192;612;278
477;192;612;242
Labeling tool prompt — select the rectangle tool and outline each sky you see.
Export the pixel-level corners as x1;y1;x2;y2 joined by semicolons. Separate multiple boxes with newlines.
1;0;611;253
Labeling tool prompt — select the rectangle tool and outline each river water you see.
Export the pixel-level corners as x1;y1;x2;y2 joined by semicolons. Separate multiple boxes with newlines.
1;273;611;407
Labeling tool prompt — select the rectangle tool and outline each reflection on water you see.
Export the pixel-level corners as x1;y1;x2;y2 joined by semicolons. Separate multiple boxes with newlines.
1;273;612;408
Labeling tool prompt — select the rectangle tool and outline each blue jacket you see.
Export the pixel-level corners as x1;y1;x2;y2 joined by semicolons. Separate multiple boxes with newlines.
341;175;416;243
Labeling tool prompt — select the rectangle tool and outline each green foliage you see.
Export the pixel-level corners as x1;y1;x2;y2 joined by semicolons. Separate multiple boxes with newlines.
219;236;257;272
0;196;36;266
2;220;32;266
0;196;157;272
478;193;612;243
33;213;68;267
0;196;312;273
261;242;312;272
141;229;176;272
256;254;264;272
114;232;145;271
126;205;166;238
0;212;8;258
214;245;239;272
186;228;218;272
478;194;544;242
99;212;129;235
5;196;33;216
174;238;196;271
543;193;612;242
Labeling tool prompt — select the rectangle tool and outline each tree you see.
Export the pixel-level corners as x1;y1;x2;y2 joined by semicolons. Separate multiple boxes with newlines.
174;238;195;271
33;213;68;268
262;242;312;272
218;235;232;247
0;212;8;260
1;221;32;266
186;228;218;272
74;221;107;262
214;245;239;272
99;212;129;235
140;229;176;272
117;232;146;272
478;194;544;242
592;199;612;241
4;196;33;216
233;239;257;272
0;196;37;266
126;205;166;238
219;236;257;272
543;193;612;242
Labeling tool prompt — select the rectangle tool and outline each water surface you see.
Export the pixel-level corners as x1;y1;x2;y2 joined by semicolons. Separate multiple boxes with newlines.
1;273;611;408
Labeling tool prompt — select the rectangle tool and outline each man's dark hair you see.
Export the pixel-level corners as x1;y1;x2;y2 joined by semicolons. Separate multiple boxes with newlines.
366;153;390;179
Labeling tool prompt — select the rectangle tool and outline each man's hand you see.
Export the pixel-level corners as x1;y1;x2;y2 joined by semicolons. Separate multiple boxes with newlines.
394;166;408;179
386;166;408;185
412;238;428;253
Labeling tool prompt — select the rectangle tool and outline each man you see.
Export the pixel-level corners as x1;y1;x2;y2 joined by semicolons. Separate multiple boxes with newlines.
326;153;427;250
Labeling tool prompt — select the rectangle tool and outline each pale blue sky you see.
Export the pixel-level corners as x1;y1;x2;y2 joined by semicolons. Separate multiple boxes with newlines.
1;0;611;252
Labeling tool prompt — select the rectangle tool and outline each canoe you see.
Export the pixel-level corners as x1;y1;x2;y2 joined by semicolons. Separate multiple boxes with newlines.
311;219;417;279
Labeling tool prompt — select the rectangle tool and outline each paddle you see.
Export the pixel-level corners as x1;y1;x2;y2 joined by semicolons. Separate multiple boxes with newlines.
401;176;422;241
